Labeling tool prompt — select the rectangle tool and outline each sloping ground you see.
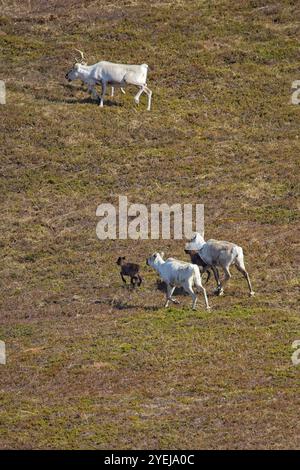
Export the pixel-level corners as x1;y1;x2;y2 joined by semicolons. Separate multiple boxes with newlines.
0;0;299;449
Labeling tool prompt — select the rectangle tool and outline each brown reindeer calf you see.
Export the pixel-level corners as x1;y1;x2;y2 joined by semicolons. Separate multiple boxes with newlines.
116;257;142;287
184;250;220;288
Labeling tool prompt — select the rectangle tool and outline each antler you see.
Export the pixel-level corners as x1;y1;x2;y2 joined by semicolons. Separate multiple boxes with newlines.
74;49;86;64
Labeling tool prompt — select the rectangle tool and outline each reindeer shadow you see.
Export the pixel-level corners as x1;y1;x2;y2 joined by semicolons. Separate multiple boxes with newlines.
44;95;123;106
155;278;215;297
42;84;123;106
94;298;157;311
93;298;134;309
155;279;189;296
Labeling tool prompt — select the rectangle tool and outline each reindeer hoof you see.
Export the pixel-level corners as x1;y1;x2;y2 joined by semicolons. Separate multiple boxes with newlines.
214;288;224;296
249;291;255;297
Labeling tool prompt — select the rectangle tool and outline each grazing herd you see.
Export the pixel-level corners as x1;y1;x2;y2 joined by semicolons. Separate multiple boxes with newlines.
65;53;254;311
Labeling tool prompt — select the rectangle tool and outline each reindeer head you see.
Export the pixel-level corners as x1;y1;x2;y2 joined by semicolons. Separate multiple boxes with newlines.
65;49;87;82
184;232;206;252
146;252;164;267
116;256;126;266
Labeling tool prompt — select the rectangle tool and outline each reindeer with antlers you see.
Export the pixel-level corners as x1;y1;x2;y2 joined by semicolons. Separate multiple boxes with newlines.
65;49;152;110
71;49;125;99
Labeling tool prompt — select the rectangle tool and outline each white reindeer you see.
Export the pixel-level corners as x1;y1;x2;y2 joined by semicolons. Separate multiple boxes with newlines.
185;233;255;297
73;50;125;99
65;50;152;110
146;252;211;311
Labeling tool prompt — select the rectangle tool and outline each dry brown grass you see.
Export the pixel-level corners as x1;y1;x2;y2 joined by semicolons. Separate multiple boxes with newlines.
0;0;299;449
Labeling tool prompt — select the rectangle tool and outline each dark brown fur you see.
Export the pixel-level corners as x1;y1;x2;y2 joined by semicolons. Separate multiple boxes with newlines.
116;256;142;287
184;250;219;286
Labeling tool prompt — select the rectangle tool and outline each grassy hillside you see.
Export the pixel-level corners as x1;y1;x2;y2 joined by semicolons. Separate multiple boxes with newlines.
0;0;299;449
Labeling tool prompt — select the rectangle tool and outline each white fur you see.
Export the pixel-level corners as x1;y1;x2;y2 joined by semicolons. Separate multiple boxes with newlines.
147;252;210;310
185;233;255;296
66;61;152;110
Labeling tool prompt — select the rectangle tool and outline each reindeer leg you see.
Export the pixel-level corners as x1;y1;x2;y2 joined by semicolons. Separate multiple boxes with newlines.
169;286;180;304
192;293;197;310
197;284;211;311
99;81;107;107
144;85;152;111
235;264;255;296
165;285;178;307
220;265;231;294
131;276;138;288
212;266;223;295
134;86;144;105
111;86;125;97
89;85;99;101
183;282;198;310
165;284;172;307
204;269;211;284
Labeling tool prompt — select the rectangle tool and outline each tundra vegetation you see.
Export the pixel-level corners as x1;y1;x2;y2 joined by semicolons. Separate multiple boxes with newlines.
0;0;299;450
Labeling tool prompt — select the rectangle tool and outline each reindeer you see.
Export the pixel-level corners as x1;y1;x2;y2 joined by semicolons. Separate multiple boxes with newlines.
185;233;255;297
65;49;152;110
146;252;211;310
185;250;219;286
117;257;142;288
73;50;125;99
